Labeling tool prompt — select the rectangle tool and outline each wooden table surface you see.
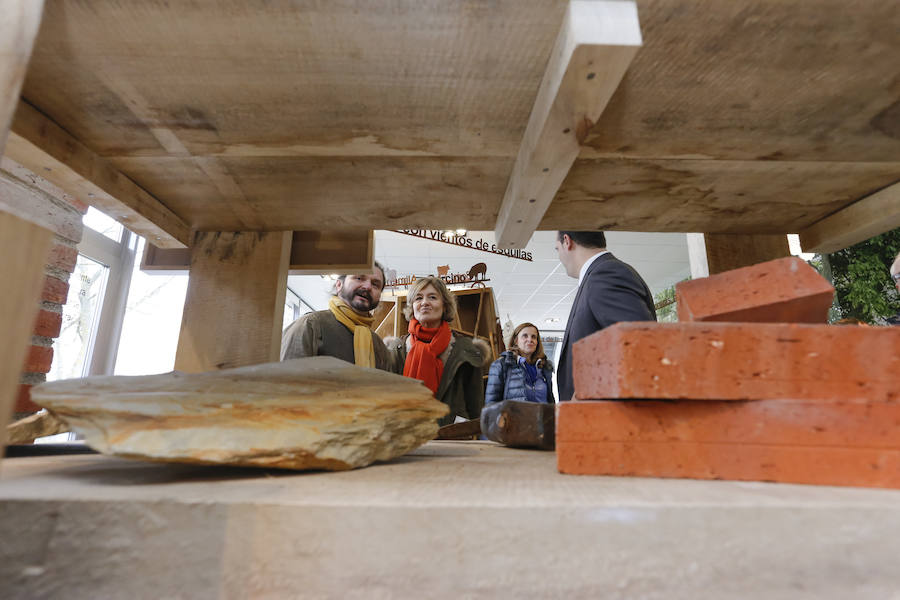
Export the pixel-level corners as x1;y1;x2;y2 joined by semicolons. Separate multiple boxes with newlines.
3;440;900;598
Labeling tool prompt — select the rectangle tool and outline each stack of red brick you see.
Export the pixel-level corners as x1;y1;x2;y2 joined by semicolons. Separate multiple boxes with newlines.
557;256;900;488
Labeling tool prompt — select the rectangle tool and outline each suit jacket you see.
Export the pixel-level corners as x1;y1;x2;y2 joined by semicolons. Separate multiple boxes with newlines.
557;253;657;401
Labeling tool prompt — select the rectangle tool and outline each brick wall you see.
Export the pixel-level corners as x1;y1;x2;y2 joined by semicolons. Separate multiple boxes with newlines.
1;158;87;419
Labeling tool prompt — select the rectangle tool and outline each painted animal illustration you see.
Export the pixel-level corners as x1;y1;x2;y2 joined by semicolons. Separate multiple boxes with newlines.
436;265;450;276
467;262;487;281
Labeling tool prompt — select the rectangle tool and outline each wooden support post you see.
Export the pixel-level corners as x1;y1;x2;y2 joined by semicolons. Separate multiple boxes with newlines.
0;0;43;151
0;213;53;454
703;233;790;275
494;0;641;250
1;0;48;455
174;231;292;373
799;182;900;254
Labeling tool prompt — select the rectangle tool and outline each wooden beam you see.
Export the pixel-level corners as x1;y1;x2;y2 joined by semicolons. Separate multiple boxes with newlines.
0;0;43;152
141;230;373;275
799;182;900;254
5;100;190;248
494;0;641;249
704;233;790;275
174;231;292;373
1;0;48;457
0;212;53;456
0;169;82;242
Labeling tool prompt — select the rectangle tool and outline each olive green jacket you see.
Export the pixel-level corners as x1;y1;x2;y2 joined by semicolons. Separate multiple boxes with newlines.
281;310;396;372
386;333;485;427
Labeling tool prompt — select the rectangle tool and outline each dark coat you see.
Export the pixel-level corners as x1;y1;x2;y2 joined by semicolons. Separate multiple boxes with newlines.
387;333;485;426
485;351;554;404
557;253;656;402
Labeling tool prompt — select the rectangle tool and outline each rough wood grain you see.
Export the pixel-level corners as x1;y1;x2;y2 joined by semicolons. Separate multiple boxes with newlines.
7;102;189;247
175;231;292;372
799;181;900;253
704;233;790;275
494;0;640;249
12;0;900;235
0;212;53;456
0;0;43;151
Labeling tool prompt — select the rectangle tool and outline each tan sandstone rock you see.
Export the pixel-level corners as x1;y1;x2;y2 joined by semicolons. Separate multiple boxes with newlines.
30;357;448;470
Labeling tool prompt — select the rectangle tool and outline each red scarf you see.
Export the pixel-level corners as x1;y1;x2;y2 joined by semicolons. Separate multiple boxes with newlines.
404;319;452;396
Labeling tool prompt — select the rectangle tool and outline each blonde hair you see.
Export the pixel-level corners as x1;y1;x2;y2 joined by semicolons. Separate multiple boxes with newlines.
508;322;547;364
403;276;458;323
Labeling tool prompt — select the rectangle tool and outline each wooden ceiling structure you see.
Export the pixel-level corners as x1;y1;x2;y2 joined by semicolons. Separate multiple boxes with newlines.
1;0;899;406
4;0;898;254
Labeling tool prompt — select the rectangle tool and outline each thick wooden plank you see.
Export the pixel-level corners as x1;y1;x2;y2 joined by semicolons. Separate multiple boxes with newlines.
545;158;900;234
0;212;53;456
0;169;82;242
0;0;43;151
174;231;292;372
703;233;790;274
6;444;900;598
6;101;190;248
141;230;373;275
494;0;640;249
13;0;900;234
799;181;900;253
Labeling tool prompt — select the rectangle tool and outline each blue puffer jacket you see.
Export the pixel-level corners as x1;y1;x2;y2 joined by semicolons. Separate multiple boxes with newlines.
485;351;555;404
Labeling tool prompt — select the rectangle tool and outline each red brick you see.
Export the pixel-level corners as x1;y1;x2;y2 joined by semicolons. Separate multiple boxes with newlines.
23;345;54;374
14;384;41;413
41;275;70;304
676;256;834;323
33;309;62;338
47;242;78;273
557;400;900;489
573;322;900;403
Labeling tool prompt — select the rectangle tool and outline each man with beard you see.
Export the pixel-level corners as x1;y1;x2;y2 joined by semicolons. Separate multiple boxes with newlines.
280;262;396;371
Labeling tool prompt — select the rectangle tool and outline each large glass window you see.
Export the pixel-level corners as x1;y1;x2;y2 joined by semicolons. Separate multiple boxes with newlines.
114;238;189;375
47;255;109;381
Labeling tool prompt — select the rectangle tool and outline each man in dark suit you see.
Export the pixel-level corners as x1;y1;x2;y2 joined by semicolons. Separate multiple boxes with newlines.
555;231;657;401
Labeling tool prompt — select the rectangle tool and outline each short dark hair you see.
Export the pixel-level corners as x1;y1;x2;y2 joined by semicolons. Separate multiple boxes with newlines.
337;260;386;290
557;231;606;249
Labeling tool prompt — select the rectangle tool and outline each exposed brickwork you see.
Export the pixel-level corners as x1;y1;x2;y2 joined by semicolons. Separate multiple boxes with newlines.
23;345;54;374
14;384;41;414
41;275;70;304
33;309;63;338
47;241;78;273
4;162;86;418
557;400;900;488
573;322;900;402
676;256;834;323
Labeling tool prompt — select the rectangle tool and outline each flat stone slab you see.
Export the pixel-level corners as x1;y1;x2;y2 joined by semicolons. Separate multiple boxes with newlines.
30;357;447;471
3;441;900;599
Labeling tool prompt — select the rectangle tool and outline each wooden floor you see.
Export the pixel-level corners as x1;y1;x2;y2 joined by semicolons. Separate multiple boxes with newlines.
3;441;900;598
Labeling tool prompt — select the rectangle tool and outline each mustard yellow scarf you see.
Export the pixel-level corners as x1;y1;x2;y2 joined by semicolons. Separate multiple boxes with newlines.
328;296;376;368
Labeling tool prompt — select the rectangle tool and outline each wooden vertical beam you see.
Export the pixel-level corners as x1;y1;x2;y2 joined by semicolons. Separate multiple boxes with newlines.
494;0;641;249
174;231;292;373
1;0;48;456
0;0;43;151
704;233;791;275
0;213;53;454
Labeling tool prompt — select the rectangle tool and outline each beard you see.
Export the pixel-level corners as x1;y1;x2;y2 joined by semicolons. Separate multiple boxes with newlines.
340;287;378;313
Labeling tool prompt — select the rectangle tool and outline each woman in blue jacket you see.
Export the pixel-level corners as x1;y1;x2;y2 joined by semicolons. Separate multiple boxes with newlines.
485;322;554;404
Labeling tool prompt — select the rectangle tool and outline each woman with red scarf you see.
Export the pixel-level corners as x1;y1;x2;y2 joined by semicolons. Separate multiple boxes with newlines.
387;276;485;426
